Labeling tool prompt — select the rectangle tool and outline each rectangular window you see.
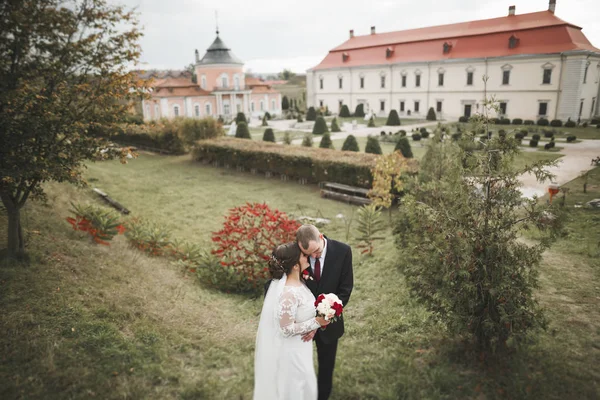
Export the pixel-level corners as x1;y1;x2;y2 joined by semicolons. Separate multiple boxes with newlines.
415;75;421;87
467;72;473;85
436;101;442;112
438;73;444;86
499;102;507;115
194;105;200;117
339;78;343;89
401;75;406;87
380;76;386;89
360;77;364;89
320;79;323;90
502;70;510;85
400;101;405;112
251;102;255;112
319;100;323;107
538;102;548;116
583;65;589;83
205;104;211;115
174;106;179;117
380;101;385;111
222;77;227;88
543;69;552;84
414;101;420;112
223;104;230;115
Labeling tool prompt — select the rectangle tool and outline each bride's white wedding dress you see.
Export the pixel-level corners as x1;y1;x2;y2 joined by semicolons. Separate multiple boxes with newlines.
254;276;320;400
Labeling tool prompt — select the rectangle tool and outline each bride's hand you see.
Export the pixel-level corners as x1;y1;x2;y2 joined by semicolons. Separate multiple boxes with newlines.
316;316;330;327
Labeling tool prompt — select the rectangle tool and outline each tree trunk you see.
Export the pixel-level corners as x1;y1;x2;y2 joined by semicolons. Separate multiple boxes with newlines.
6;208;25;258
1;191;26;260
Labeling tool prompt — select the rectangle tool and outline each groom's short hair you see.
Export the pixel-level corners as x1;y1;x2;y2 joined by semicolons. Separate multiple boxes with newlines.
296;224;320;249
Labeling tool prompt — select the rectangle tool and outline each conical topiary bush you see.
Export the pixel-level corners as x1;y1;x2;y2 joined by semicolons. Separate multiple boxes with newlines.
319;132;334;149
331;117;341;133
235;121;251;139
386;110;401;126
263;128;275;142
394;136;413;158
312;116;329;135
365;136;382;154
341;135;359;152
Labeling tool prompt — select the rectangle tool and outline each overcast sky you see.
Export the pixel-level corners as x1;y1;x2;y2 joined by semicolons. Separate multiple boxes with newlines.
111;0;600;74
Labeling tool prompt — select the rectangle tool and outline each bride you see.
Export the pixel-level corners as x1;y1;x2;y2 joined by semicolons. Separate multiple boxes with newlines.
254;242;330;400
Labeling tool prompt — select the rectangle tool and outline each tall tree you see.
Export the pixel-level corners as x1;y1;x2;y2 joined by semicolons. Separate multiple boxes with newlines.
279;69;295;80
0;0;148;259
281;95;289;110
185;63;197;84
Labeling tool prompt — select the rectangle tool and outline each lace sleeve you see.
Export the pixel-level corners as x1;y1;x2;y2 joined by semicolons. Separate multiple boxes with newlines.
277;289;320;338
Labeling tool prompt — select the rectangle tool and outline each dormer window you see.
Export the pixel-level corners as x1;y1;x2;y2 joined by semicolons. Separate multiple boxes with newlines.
386;47;394;58
443;42;452;54
342;52;349;62
508;35;519;49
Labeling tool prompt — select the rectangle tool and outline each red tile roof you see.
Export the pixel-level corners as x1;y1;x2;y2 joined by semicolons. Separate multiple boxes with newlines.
251;86;279;94
153;77;197;88
311;11;599;70
245;77;269;87
153;86;212;97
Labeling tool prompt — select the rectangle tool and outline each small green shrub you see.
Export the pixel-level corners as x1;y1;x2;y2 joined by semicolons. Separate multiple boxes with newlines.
302;133;313;147
386;110;401;126
550;119;562;127
458;116;468;123
529;139;539;147
532;134;541;141
426;107;436;121
365;136;382;154
342;135;359;152
394;137;413;158
498;118;511;125
566;135;577;143
235;112;247;124
235;122;251;139
265;111;271;120
297;114;304;123
331;117;342;132
306;106;317;121
524;120;535;125
368;116;376;127
339;104;351;118
544;131;554;138
319;132;334;149
312;116;329;135
354;103;365;117
537;118;549;126
512;118;523;125
262;128;275;142
565;120;576;128
412;133;421;141
420;129;430;139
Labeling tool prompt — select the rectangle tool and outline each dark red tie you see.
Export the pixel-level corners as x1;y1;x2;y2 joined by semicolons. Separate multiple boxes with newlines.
314;258;321;282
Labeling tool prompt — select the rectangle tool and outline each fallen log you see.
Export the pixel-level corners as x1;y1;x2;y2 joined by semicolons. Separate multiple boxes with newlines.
93;188;130;214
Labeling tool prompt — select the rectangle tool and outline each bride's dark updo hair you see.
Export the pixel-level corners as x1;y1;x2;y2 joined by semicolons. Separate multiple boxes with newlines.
268;242;301;279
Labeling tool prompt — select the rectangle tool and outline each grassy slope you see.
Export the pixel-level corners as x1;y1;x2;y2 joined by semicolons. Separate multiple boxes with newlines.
1;155;598;399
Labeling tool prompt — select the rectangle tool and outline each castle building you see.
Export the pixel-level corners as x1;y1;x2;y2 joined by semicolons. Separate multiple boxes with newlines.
307;1;600;122
142;31;281;121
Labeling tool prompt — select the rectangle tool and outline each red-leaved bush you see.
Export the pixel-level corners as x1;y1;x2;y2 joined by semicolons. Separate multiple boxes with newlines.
206;202;301;293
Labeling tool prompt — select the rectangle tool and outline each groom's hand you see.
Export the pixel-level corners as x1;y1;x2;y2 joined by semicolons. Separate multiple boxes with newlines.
301;330;317;342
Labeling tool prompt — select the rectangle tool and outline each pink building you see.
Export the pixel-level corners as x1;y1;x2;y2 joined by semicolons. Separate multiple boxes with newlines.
142;30;281;121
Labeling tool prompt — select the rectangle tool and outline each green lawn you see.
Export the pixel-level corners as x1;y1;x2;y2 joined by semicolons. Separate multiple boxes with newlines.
332;116;428;127
1;155;598;399
249;128;306;143
329;136;427;159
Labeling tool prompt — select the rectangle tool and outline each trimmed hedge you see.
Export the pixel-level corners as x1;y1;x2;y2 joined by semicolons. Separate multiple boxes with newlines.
512;118;523;125
331;117;342;132
458;116;469;123
235;122;251;139
395;136;413;158
339;104;351;118
426;107;436;121
354;104;365;118
365;136;383;154
420;129;430;139
537;118;549;126
235;112;247;124
566;135;577;142
497;118;511;125
524;120;535;125
532;134;541;141
306;107;317;121
550;119;562;127
193;138;377;187
312;116;329;135
386;110;401;126
544;131;554;138
412;133;422;141
529;139;539;147
319;132;333;149
263;128;275;142
342;135;360;152
565;120;576;128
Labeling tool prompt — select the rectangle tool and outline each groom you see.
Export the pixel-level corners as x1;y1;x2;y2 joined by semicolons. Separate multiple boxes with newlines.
297;224;353;400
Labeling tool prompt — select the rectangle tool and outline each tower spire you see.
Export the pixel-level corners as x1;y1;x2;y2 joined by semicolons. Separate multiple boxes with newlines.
215;10;219;35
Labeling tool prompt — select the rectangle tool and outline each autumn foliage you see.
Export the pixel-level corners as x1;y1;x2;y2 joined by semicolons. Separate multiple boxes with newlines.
208;202;301;293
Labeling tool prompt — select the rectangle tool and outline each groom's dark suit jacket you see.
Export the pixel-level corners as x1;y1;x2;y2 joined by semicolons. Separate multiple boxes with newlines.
264;237;353;344
305;237;353;344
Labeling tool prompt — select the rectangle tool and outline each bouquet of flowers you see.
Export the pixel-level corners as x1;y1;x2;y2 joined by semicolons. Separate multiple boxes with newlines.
314;293;343;329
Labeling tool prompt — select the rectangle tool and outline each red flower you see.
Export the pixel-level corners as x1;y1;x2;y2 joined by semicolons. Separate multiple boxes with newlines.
314;294;326;307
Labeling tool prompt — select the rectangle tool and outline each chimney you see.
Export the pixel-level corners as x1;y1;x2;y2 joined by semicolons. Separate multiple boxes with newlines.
349;29;354;39
370;26;376;35
508;5;516;16
549;0;556;13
